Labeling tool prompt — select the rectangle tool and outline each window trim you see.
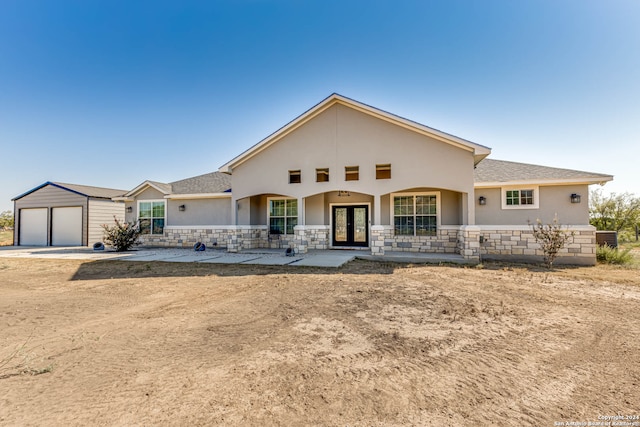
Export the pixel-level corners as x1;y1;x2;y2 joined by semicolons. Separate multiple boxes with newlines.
316;168;329;183
390;191;441;236
345;166;359;181
289;170;301;184
267;197;298;235
137;199;166;235
376;164;391;180
501;185;539;210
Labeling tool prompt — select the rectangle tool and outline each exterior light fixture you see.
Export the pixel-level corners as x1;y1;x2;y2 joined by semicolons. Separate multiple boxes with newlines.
179;204;186;211
570;194;581;204
126;206;133;213
478;196;486;205
337;190;351;197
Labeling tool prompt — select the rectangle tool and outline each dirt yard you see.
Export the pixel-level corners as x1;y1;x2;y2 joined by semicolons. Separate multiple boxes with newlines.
1;258;639;426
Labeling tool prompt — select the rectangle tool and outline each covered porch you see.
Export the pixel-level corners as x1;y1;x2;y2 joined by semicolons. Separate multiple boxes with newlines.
232;188;481;261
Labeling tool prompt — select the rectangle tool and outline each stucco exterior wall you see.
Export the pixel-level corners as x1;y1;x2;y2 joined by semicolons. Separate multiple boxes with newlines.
230;104;476;203
474;184;590;225
166;198;231;226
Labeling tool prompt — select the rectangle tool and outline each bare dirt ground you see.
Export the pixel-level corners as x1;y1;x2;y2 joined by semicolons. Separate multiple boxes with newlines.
1;258;639;426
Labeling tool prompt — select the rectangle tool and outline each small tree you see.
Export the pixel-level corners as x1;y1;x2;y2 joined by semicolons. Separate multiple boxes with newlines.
530;216;574;269
0;210;14;229
102;217;141;252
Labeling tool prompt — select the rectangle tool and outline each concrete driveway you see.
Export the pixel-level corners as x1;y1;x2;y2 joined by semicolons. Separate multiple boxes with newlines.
0;246;469;267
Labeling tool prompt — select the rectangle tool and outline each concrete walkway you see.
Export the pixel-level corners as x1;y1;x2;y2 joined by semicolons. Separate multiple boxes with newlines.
0;246;470;268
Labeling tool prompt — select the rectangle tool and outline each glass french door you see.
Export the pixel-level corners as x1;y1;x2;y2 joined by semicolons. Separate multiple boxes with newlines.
332;205;368;247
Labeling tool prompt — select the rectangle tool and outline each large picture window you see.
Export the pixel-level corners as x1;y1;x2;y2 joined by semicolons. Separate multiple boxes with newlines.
393;193;438;236
269;199;297;235
138;201;165;235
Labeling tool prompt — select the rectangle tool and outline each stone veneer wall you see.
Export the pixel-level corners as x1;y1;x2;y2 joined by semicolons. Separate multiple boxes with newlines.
371;225;460;256
138;226;268;251
138;224;596;265
292;225;330;254
477;225;596;266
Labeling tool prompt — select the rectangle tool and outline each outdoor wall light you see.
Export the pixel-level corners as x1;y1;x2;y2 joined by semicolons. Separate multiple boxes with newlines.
179;204;186;211
478;196;487;205
570;194;581;204
126;206;133;213
337;190;351;197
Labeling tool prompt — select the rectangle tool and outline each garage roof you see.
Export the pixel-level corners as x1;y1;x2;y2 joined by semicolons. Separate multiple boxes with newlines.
12;182;127;201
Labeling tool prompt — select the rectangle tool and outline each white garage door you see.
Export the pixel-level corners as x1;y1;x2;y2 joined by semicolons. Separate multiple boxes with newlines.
52;207;83;246
19;208;48;246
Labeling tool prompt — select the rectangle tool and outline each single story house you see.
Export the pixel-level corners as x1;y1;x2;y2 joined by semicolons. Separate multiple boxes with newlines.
118;94;612;265
12;182;126;246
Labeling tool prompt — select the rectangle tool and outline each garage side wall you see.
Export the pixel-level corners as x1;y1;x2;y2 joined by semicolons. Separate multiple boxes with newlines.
88;199;126;245
14;185;89;246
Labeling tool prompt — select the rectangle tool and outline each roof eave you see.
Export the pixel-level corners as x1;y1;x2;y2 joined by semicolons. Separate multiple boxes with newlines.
474;176;614;188
164;192;232;199
124;181;171;197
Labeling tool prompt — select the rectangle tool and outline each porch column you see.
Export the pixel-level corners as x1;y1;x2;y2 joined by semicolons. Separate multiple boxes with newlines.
231;197;238;225
298;197;305;226
464;192;476;226
374;194;382;225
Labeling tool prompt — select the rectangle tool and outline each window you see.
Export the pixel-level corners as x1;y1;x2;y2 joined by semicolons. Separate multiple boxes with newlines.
376;164;391;179
502;187;539;209
269;199;297;235
345;166;359;181
392;193;438;236
289;170;301;184
316;168;329;182
138;201;165;235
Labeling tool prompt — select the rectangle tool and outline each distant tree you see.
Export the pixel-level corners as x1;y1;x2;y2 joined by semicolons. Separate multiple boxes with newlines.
589;189;640;232
0;211;14;229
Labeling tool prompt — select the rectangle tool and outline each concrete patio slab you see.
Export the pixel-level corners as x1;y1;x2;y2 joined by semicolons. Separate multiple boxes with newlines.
242;256;303;265
290;254;356;267
198;254;263;264
0;246;472;267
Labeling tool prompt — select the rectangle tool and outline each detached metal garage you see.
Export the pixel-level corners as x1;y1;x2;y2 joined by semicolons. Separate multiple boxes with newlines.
12;182;126;247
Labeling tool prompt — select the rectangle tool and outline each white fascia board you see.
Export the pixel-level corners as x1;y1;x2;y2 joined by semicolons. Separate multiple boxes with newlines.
219;94;491;173
474;176;614;188
164;193;232;200
125;181;170;197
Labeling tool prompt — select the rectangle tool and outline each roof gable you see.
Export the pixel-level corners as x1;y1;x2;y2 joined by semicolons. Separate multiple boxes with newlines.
474;159;613;186
123;180;173;198
12;181;126;201
122;172;232;199
219;93;491;173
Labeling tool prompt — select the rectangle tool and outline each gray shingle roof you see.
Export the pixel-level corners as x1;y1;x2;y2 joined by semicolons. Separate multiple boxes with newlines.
474;159;613;184
169;172;231;194
52;182;127;199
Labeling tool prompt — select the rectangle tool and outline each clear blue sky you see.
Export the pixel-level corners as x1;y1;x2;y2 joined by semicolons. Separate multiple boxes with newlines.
1;0;639;213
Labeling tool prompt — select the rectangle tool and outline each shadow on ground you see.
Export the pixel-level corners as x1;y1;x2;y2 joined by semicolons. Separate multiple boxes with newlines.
68;258;407;281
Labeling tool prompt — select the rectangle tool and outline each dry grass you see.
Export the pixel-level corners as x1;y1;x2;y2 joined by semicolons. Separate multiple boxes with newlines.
0;230;13;246
0;257;639;426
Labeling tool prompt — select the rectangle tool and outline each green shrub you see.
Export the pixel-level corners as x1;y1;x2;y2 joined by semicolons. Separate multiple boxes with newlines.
102;217;141;252
596;244;634;265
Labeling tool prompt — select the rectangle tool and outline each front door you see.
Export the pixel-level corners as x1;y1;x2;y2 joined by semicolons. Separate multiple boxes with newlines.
332;205;368;247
